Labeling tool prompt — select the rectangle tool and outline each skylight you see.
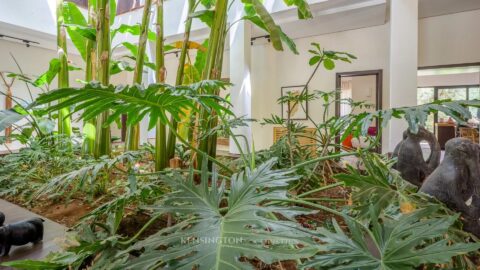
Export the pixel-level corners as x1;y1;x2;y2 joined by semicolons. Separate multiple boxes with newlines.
67;0;144;15
418;66;480;76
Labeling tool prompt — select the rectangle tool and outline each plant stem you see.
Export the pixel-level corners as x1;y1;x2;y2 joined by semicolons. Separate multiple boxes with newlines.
166;0;195;161
119;213;163;246
94;0;112;158
82;0;97;156
291;151;356;170
56;0;72;138
125;0;152;151
197;0;228;170
297;181;345;198
164;119;233;174
155;0;167;171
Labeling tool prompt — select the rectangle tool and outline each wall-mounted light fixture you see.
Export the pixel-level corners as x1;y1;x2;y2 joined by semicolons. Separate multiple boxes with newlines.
0;34;40;48
165;50;181;58
250;35;271;46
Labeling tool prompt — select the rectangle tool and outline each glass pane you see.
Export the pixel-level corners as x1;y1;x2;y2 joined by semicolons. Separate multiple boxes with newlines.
417;88;435;132
469;87;480;118
438;88;467;123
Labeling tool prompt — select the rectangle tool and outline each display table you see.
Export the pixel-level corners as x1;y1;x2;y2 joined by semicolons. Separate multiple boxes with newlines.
0;199;66;267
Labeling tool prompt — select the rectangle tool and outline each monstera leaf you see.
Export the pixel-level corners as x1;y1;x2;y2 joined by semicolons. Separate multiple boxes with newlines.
304;206;480;270
125;159;318;269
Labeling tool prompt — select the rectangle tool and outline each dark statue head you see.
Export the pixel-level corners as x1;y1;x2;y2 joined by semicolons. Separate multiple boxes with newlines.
445;137;479;159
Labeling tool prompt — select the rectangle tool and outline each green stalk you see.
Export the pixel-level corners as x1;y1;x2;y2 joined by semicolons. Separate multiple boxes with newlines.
155;0;167;171
197;0;228;169
94;0;111;158
82;0;97;155
56;0;72;137
206;16;227;161
125;0;152;151
165;0;196;161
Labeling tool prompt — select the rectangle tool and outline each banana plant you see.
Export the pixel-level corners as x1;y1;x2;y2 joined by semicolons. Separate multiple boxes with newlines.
155;0;167;171
165;0;196;161
56;0;73;138
124;0;153;151
94;0;113;158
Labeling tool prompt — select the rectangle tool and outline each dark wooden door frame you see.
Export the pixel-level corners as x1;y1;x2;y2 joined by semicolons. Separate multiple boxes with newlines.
335;70;383;152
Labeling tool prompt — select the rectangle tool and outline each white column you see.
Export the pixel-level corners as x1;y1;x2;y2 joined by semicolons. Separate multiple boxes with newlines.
229;5;252;154
388;0;419;151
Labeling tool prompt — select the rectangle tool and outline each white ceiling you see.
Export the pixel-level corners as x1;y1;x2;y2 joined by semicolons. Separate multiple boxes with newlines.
419;0;480;18
253;0;480;41
258;0;387;39
1;0;479;53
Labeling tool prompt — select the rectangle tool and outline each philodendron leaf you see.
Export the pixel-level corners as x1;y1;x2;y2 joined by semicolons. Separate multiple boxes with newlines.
124;159;318;269
304;206;480;269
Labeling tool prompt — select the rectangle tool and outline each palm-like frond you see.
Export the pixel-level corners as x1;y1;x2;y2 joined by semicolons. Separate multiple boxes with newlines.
304;206;480;270
35;80;232;130
124;158;318;269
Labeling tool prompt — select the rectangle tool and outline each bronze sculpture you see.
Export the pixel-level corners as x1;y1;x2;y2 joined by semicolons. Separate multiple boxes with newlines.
393;127;441;187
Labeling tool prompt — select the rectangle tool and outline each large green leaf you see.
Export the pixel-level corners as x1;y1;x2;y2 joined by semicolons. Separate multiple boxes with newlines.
242;0;284;51
119;42;157;70
1;260;64;270
110;0;117;26
112;24;156;41
304;206;480;269
63;2;89;60
0;109;26;132
283;0;312;19
35;80;232;131
190;10;215;27
34;59;61;87
124;159;318;269
242;13;298;54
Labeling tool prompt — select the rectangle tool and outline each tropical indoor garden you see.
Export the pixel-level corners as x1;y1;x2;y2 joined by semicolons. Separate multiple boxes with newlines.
1;0;480;269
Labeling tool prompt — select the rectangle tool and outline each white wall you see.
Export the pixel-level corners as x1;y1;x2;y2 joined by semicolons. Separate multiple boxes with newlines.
0;39;130;150
251;9;480;151
419;9;480;67
251;24;390;150
418;72;480;87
